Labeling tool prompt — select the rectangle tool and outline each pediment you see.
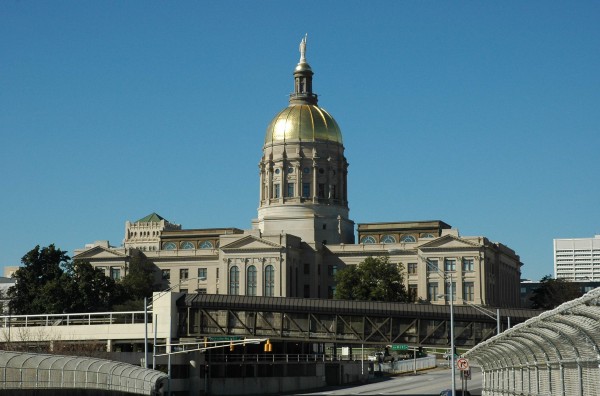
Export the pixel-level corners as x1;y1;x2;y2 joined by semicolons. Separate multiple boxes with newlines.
220;235;282;251
419;235;480;250
73;246;127;260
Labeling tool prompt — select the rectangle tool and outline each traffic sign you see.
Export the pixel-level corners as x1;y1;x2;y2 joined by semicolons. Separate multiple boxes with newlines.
456;357;469;371
463;368;471;380
209;336;242;341
390;344;409;351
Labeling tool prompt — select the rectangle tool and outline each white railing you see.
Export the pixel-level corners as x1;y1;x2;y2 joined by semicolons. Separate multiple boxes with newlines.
0;311;148;328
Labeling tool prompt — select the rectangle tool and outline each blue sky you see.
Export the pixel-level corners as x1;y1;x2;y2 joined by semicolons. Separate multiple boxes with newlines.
1;1;599;282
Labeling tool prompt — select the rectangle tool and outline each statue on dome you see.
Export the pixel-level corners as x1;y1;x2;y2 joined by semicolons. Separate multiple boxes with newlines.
299;33;307;62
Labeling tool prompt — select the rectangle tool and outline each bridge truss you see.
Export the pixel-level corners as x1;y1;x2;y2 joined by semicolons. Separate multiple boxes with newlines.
177;294;539;349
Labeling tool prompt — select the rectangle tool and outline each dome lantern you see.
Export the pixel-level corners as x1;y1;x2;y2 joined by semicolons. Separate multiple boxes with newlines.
264;35;343;145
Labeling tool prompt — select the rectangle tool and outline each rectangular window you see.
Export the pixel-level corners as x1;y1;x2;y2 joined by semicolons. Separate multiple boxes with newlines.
302;183;310;197
180;269;189;280
110;267;121;280
197;288;207;294
304;284;310;298
408;263;417;274
445;281;457;301
328;286;336;299
408;284;418;302
198;268;207;279
216;268;219;279
287;182;294;197
463;282;474;302
274;183;280;198
462;258;474;272
97;267;107;276
318;183;325;198
328;265;338;276
161;269;170;280
427;282;438;302
304;263;310;275
180;289;188;294
444;259;456;272
331;185;337;199
426;259;439;272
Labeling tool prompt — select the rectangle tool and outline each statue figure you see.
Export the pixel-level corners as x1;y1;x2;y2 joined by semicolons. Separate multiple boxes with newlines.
299;33;307;62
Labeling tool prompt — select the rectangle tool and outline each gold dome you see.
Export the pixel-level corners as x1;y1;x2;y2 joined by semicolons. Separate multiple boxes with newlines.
264;104;343;145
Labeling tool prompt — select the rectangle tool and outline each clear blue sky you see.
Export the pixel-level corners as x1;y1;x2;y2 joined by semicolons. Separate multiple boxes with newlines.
1;1;599;282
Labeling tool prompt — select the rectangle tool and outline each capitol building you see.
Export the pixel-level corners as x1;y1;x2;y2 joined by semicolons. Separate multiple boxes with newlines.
75;38;522;308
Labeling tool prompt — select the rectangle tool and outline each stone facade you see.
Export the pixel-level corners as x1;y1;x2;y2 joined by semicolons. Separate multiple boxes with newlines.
73;39;522;308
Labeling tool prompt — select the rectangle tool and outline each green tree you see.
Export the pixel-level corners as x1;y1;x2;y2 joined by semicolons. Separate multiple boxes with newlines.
8;244;127;314
334;256;408;302
529;275;583;309
8;245;70;314
63;261;124;313
116;249;157;310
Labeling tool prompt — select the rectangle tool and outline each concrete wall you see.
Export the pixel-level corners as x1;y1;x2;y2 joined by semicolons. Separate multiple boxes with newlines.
183;361;368;396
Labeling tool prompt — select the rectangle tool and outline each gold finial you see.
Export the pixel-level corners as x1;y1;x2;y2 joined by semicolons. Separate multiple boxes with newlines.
299;33;308;63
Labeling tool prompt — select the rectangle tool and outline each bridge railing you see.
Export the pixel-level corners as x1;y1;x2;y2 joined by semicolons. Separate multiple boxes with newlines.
464;286;600;396
0;311;148;328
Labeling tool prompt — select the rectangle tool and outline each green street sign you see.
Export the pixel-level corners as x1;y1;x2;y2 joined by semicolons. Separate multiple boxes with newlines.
390;344;409;351
209;336;242;341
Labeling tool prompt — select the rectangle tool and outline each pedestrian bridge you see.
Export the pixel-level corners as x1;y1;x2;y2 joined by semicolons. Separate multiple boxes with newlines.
0;350;167;395
464;287;600;396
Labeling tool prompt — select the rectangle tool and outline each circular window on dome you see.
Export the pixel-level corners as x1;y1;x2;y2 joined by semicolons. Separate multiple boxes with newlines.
401;235;417;243
275;169;280;174
381;235;396;244
303;167;310;174
181;241;195;250
360;235;377;244
163;242;177;250
287;167;294;174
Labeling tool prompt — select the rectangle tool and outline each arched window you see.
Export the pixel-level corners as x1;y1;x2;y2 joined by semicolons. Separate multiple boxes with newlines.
401;235;417;243
200;240;213;249
229;266;239;295
247;265;257;296
360;235;376;244
421;233;435;239
264;265;274;297
181;241;194;250
380;234;396;244
163;242;177;250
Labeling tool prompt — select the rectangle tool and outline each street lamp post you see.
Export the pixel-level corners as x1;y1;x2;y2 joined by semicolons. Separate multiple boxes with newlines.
388;249;456;396
448;275;456;396
465;302;501;335
433;269;456;396
144;277;202;369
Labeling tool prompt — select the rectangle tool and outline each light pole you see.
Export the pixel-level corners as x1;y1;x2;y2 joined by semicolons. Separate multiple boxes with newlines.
431;266;456;396
144;277;202;369
465;302;501;335
388;249;456;396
